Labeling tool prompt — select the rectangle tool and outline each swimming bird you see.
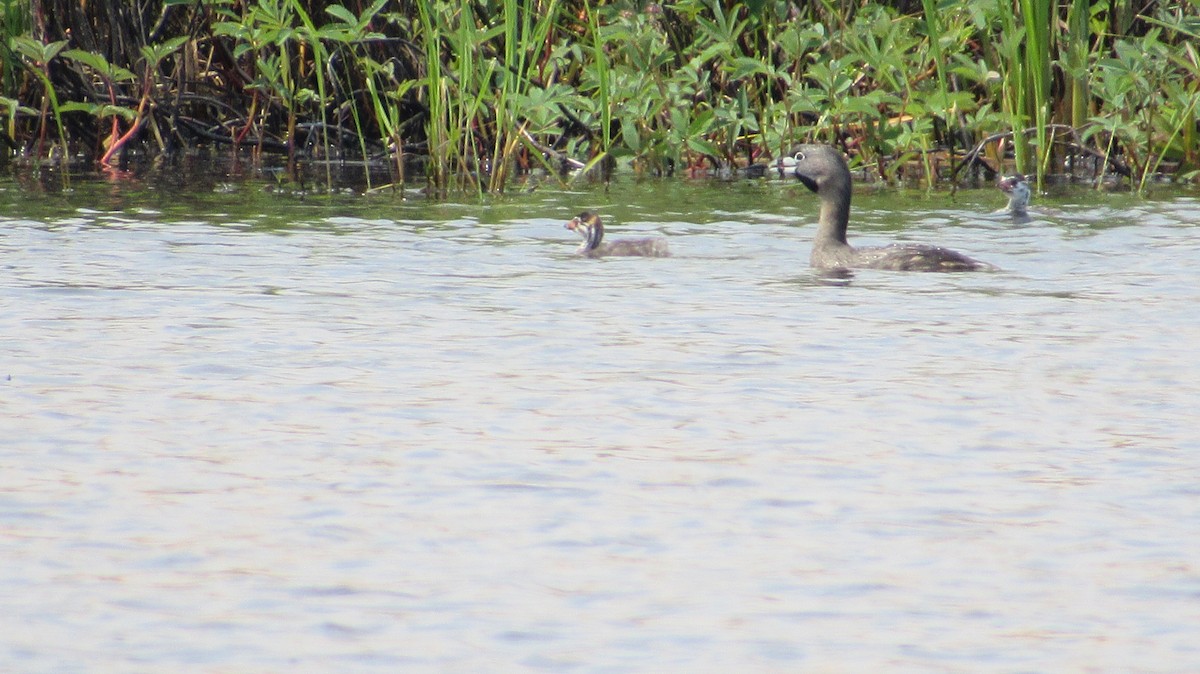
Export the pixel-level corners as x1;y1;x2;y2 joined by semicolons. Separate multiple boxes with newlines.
779;144;996;272
565;211;670;258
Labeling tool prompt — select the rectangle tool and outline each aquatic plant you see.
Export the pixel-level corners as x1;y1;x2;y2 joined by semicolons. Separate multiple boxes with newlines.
0;0;29;101
8;36;70;163
61;44;185;168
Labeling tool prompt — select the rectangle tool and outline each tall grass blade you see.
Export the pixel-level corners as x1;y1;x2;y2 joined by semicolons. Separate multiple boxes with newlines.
1064;0;1092;129
585;3;612;174
415;0;447;194
1018;0;1052;188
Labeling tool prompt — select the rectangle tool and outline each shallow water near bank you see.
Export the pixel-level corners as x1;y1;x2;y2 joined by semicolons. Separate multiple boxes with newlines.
3;169;1200;673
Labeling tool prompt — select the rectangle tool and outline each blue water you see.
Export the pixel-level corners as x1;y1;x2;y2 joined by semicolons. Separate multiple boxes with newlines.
3;172;1199;672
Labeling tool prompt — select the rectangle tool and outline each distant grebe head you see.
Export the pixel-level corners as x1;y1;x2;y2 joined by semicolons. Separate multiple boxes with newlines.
998;174;1031;214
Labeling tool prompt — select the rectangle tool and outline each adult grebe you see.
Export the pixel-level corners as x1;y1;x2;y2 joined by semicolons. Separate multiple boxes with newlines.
780;145;996;272
565;212;670;258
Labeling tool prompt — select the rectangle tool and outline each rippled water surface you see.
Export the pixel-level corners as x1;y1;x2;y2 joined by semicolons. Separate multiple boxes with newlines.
3;170;1199;673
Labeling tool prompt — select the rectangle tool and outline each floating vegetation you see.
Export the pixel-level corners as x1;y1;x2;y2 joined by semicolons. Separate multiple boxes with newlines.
2;0;1198;193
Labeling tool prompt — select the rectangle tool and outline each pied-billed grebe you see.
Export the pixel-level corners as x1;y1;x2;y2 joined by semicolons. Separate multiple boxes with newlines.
998;174;1031;217
780;144;996;272
565;211;670;258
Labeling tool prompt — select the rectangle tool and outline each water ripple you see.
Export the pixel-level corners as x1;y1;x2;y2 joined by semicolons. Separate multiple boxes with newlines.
2;184;1199;672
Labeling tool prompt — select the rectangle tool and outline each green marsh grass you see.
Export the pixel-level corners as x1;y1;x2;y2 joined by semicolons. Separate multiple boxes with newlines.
1018;0;1053;188
3;1;1200;193
578;2;613;178
414;0;448;193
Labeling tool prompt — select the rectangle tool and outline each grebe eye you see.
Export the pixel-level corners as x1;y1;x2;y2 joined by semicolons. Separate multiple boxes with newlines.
794;151;806;161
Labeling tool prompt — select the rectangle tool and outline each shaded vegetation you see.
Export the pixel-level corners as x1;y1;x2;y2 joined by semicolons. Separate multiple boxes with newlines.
2;0;1198;193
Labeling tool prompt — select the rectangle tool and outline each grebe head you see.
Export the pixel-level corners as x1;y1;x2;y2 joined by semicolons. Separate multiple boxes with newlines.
777;145;852;196
997;174;1031;215
778;144;853;248
566;211;604;253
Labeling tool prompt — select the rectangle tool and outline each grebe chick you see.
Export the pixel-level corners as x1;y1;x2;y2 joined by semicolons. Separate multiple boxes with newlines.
780;144;996;272
566;212;670;258
997;174;1031;217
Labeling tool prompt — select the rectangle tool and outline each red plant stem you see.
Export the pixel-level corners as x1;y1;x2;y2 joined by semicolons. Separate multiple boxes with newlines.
99;84;149;168
99;115;145;167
